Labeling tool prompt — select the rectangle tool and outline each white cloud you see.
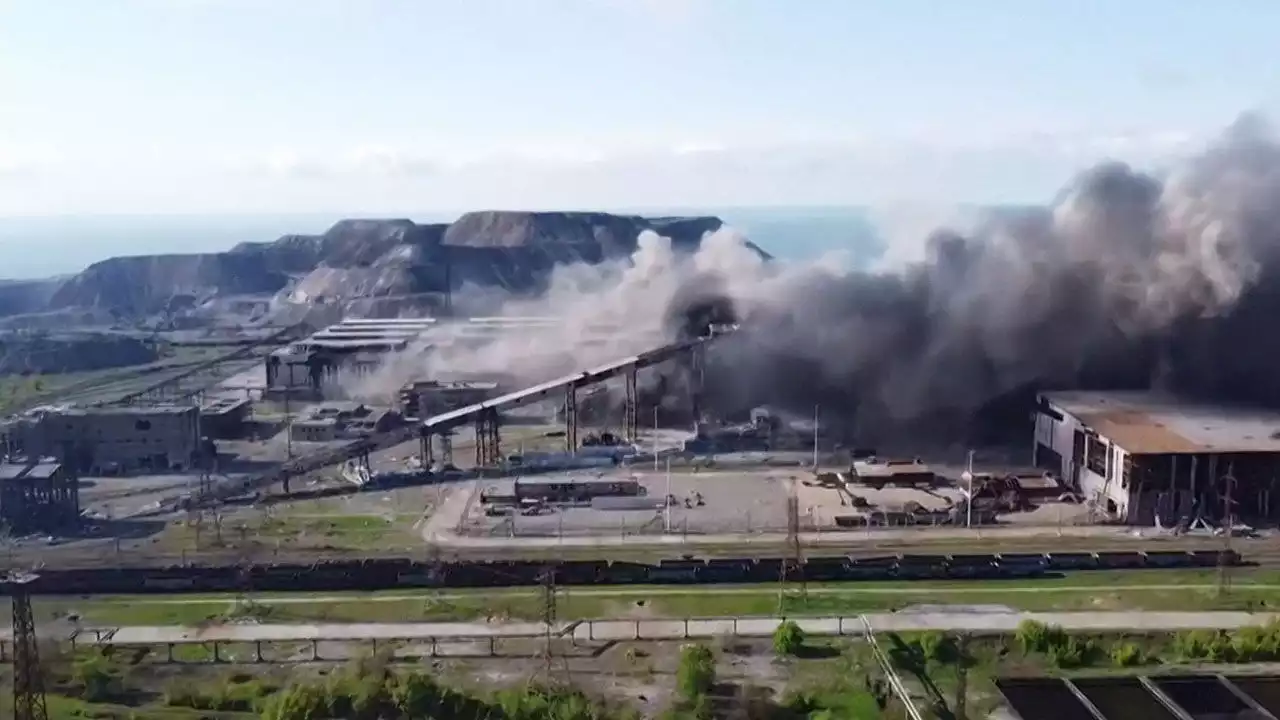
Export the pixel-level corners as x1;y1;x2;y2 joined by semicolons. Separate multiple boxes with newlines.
0;127;1208;214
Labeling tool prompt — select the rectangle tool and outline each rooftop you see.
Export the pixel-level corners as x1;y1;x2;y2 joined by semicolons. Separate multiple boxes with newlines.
64;405;197;417
0;461;62;481
1042;390;1280;455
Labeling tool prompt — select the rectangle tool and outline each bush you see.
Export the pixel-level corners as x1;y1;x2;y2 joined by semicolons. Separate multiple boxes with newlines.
773;620;806;656
72;653;122;703
1173;630;1233;663
676;643;717;701
1110;641;1145;667
918;631;959;664
1015;620;1066;655
1047;637;1094;669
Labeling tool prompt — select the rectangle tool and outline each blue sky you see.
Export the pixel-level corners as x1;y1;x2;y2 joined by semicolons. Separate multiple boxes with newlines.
1;0;1277;215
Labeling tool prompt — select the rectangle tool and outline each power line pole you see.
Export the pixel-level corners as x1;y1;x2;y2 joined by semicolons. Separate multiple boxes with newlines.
811;404;820;473
540;567;558;684
1218;464;1236;600
778;489;806;614
8;573;48;720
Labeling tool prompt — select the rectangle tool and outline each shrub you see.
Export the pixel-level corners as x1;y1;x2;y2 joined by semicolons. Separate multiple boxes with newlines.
1015;620;1066;655
72;653;122;703
1047;637;1094;669
918;631;959;664
773;620;806;656
1173;629;1233;663
1110;641;1145;667
676;643;717;700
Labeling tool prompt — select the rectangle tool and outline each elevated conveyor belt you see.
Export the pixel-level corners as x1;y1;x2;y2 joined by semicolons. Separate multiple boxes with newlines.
421;334;712;432
200;332;723;504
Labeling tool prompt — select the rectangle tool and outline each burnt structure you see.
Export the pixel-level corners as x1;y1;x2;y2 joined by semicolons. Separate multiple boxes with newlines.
0;460;79;535
3;405;201;475
401;380;500;419
1035;391;1280;525
198;398;251;440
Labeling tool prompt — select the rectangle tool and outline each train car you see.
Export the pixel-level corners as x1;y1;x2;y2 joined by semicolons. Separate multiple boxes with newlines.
995;553;1049;578
844;556;898;580
1094;551;1145;570
802;556;853;582
599;560;651;584
895;554;948;580
946;554;1001;579
1044;552;1099;571
704;559;753;584
1141;550;1197;569
647;560;704;584
1187;549;1241;567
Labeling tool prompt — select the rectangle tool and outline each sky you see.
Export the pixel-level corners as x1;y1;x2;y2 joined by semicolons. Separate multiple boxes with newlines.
1;0;1278;215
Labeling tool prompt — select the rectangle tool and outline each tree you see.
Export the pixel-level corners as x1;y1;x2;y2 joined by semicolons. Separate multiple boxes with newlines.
676;643;717;701
772;620;806;656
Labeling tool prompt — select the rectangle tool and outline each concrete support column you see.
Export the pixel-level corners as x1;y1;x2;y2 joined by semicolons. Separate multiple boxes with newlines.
564;385;578;453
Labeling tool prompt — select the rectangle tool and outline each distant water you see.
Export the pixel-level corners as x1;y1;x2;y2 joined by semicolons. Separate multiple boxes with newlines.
0;207;883;280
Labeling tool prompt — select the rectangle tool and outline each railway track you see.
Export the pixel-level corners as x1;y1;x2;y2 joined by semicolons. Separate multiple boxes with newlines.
8;528;1271;571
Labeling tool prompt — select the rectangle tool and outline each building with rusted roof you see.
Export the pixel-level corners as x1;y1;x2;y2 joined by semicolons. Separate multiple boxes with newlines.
1034;390;1280;525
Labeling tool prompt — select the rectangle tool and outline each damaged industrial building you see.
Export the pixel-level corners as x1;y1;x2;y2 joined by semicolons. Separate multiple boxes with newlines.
1035;390;1280;527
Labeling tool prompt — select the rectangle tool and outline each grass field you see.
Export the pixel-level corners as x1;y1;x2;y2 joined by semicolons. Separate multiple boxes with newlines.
20;568;1280;627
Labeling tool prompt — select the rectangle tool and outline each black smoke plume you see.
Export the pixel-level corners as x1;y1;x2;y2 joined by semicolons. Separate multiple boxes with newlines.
361;115;1280;446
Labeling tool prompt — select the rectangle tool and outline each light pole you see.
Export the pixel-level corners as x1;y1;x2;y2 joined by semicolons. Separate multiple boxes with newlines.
653;406;659;472
962;450;975;529
664;455;672;533
812;404;820;473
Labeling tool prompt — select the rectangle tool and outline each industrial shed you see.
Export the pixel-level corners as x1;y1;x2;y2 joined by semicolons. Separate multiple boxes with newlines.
1034;390;1280;525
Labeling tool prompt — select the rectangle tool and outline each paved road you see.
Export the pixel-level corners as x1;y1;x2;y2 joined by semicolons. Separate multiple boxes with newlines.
44;611;1280;647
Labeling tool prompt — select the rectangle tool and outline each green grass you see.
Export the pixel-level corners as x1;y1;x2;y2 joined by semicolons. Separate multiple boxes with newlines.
26;568;1280;627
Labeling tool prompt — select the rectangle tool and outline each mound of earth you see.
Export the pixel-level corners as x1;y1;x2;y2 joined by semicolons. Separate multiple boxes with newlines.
34;211;752;320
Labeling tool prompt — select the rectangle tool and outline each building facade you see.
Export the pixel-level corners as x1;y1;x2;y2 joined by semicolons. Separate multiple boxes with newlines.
0;460;79;534
1034;391;1280;525
4;405;201;475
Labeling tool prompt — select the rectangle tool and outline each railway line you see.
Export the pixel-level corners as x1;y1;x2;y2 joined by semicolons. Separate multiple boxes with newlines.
0;545;1249;596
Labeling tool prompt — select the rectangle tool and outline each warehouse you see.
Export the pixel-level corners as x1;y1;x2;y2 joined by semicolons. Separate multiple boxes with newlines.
1034;390;1280;525
0;459;79;535
4;405;202;475
400;380;501;419
264;316;561;399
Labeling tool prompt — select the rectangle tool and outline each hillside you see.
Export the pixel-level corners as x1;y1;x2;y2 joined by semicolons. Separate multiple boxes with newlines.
29;211;740;320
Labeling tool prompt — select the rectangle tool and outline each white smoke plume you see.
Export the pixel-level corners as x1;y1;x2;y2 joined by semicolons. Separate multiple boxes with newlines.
348;114;1280;441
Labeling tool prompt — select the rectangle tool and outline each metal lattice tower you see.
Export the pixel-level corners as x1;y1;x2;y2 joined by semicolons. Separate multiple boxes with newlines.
9;574;48;720
778;490;806;613
540;567;559;683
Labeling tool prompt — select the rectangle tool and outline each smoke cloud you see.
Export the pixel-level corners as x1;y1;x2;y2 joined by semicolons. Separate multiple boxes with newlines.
349;114;1280;443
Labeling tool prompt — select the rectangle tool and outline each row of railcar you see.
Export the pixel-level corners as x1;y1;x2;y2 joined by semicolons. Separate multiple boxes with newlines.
12;549;1242;596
